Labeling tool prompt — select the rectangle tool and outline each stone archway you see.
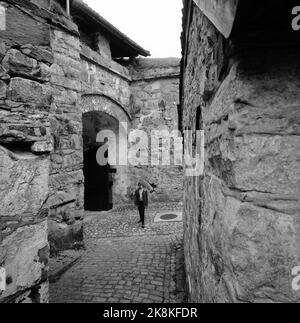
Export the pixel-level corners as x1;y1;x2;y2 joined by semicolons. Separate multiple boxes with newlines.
81;94;131;124
81;94;131;211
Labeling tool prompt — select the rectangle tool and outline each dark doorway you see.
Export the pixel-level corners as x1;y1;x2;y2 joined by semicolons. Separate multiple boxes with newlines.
82;111;120;212
83;146;113;211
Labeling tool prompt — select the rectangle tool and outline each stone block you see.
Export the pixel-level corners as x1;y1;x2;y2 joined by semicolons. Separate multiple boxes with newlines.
0;80;7;99
2;49;50;82
1;5;50;47
227;202;299;303
0;146;50;217
51;74;81;91
0;42;7;61
181;6;300;303
233;135;300;195
0;65;10;80
8;77;53;105
20;44;54;65
31;138;54;154
51;87;78;106
0;221;49;302
48;219;83;254
11;281;49;303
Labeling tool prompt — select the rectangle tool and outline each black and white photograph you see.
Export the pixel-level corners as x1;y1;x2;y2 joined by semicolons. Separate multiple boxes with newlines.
0;0;299;309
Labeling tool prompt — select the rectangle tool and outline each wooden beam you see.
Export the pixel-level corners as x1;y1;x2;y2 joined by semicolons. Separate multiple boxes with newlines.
193;0;239;38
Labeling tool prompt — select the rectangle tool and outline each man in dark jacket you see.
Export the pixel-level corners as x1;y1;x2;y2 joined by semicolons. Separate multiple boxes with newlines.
134;182;149;229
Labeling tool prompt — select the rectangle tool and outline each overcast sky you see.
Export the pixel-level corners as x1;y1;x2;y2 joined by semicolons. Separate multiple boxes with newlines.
83;0;183;58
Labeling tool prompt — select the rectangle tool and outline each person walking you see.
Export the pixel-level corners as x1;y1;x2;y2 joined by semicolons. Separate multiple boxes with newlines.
134;182;149;229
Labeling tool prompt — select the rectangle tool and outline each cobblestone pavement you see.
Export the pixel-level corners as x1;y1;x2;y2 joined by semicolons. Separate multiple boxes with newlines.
84;203;183;240
50;204;186;303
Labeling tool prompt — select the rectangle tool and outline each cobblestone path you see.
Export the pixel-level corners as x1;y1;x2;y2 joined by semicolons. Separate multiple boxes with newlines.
50;204;186;303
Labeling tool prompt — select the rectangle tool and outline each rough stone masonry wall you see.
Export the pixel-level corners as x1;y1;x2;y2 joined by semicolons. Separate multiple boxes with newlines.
48;4;133;249
48;25;84;253
0;0;132;260
0;0;76;303
48;7;183;246
0;0;183;302
183;5;300;303
128;58;183;203
79;53;184;205
80;43;133;205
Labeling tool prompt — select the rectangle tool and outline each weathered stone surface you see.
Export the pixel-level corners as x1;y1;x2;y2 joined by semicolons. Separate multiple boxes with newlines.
0;108;51;145
2;49;50;82
0;42;7;61
126;57;181;80
48;219;83;254
49;27;182;211
81;57;132;111
0;0;77;304
0;221;49;302
0;146;50;218
0;65;10;81
8;77;52;104
48;171;84;209
81;94;130;123
51;73;81;91
31;138;54;154
20;44;54;65
182;4;300;303
129;60;182;204
1;3;50;48
11;281;49;303
1;0;183;305
81;43;131;80
0;80;7;99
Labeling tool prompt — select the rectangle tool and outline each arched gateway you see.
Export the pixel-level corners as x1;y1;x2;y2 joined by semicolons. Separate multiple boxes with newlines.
81;94;131;211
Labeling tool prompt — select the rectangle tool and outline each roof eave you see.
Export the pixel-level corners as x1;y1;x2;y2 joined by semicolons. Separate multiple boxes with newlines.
72;0;150;57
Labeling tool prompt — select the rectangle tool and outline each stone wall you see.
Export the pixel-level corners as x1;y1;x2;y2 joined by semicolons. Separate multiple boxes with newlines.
48;27;84;253
48;3;133;218
78;49;184;205
0;0;183;302
0;0;75;303
79;43;133;205
182;4;300;303
48;7;133;248
48;10;182;239
128;58;183;203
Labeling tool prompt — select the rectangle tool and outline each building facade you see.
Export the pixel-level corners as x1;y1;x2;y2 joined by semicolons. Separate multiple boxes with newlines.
0;0;182;303
181;0;300;303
